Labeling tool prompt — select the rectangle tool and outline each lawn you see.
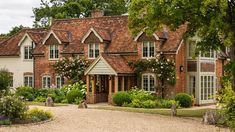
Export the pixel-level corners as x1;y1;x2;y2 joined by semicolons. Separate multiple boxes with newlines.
26;101;68;107
94;106;212;118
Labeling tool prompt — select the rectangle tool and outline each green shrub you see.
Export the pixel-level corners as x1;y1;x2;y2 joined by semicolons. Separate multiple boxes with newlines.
66;89;83;103
27;107;53;122
33;96;46;102
142;100;156;108
61;81;86;95
0;119;12;125
175;93;192;108
158;99;179;108
112;92;131;106
35;88;48;97
0;96;27;120
131;99;142;108
0;68;12;96
128;88;155;101
15;87;35;101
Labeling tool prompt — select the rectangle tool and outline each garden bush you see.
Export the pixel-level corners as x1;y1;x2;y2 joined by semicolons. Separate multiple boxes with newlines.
128;88;155;101
66;89;83;103
15;86;35;101
0;96;27;120
112;92;131;106
130;99;142;108
142;100;156;108
26;107;53;122
175;93;192;108
0;68;12;96
33;96;46;102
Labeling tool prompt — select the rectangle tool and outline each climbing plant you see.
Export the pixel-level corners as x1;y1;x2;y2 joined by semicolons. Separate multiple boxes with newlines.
129;53;176;98
52;57;90;83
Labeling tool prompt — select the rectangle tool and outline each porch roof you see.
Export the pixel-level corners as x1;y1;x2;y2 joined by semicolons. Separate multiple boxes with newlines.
84;54;134;75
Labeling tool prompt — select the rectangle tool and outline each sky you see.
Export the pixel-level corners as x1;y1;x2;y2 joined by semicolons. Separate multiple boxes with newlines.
0;0;41;34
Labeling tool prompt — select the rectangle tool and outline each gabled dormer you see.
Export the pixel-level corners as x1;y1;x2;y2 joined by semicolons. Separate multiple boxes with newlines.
134;31;160;59
81;27;111;59
18;33;35;61
42;30;71;60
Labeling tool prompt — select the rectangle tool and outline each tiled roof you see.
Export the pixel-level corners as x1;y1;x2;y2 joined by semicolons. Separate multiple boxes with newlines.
92;27;111;41
61;43;84;54
0;28;48;56
27;30;48;44
52;29;71;43
102;54;134;74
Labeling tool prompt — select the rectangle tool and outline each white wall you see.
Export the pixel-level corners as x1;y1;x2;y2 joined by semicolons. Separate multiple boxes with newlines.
0;36;33;88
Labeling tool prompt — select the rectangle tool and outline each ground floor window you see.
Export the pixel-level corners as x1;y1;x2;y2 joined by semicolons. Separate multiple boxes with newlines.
189;75;196;97
42;76;51;88
142;74;155;92
24;76;33;87
200;75;215;101
56;76;64;88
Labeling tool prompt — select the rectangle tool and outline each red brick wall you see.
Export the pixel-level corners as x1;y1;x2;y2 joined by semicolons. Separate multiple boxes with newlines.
175;41;186;94
216;59;224;90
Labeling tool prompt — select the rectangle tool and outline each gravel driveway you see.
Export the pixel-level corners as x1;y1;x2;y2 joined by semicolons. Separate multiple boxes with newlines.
1;105;228;132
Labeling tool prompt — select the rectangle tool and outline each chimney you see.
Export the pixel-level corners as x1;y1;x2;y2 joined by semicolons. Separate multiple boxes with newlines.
91;9;104;18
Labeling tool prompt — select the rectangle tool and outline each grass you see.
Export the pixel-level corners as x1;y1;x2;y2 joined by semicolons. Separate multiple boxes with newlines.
94;106;212;118
26;101;68;107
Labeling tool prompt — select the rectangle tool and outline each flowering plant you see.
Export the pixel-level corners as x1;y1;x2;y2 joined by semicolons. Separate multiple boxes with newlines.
52;57;90;82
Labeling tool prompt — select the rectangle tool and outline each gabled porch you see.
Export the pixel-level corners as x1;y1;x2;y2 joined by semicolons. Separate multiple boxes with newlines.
84;54;136;104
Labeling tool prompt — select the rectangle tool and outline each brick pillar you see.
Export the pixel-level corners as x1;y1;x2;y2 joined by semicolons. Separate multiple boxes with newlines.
86;75;90;103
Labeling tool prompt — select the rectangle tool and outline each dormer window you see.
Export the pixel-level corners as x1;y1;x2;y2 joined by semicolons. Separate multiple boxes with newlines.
24;46;33;60
49;45;59;60
89;43;99;59
142;41;155;58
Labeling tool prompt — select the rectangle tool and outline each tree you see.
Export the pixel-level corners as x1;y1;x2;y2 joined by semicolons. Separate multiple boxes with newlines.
0;25;26;38
33;0;129;27
0;68;12;97
128;0;235;86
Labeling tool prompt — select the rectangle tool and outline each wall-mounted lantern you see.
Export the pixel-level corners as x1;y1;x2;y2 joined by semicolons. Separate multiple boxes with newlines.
180;65;184;72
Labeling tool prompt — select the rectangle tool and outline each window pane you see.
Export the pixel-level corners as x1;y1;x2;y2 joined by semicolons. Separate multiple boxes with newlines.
55;45;59;58
89;44;94;58
95;44;99;57
24;77;28;86
29;77;33;87
143;75;148;91
29;47;33;59
149;42;155;57
143;42;148;57
43;77;46;88
47;77;51;88
149;75;155;92
201;76;203;100
49;45;54;59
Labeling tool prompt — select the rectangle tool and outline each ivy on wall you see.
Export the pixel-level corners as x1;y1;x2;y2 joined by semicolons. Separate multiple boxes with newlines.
129;53;176;98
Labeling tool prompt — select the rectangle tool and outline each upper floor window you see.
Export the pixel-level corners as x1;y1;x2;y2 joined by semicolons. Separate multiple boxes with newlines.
56;76;64;88
24;75;33;87
142;74;155;93
42;76;51;88
24;46;33;60
142;41;155;58
89;43;99;59
201;49;215;58
49;45;59;59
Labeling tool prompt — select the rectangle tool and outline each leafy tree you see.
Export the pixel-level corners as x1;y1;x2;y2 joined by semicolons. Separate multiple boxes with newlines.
0;68;12;96
128;0;235;87
33;0;129;27
0;25;26;38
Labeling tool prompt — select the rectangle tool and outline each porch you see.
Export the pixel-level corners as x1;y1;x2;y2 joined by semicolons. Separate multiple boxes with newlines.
84;54;135;104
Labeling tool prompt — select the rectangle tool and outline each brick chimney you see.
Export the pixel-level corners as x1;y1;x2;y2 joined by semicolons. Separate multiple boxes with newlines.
91;9;104;18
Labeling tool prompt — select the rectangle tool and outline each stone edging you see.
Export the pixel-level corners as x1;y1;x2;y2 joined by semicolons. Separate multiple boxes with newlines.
0;117;54;127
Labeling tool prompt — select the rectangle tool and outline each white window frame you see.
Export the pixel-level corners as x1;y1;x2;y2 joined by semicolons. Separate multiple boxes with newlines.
24;75;33;87
200;50;216;60
42;76;51;88
88;43;100;59
187;41;196;59
49;45;59;60
56;76;64;88
142;41;155;59
24;46;33;60
142;73;156;93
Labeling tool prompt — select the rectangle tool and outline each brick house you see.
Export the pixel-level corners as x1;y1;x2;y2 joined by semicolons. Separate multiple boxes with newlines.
0;11;227;105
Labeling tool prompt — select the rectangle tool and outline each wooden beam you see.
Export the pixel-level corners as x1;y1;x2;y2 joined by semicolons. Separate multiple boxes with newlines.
114;76;118;93
86;75;90;93
109;76;112;95
121;76;125;91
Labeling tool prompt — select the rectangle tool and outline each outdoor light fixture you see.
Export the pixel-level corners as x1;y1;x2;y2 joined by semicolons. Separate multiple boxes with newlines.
180;65;184;72
108;76;112;80
90;76;94;80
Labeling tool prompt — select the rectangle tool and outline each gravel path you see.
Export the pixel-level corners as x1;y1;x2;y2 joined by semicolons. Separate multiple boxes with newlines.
1;105;228;132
